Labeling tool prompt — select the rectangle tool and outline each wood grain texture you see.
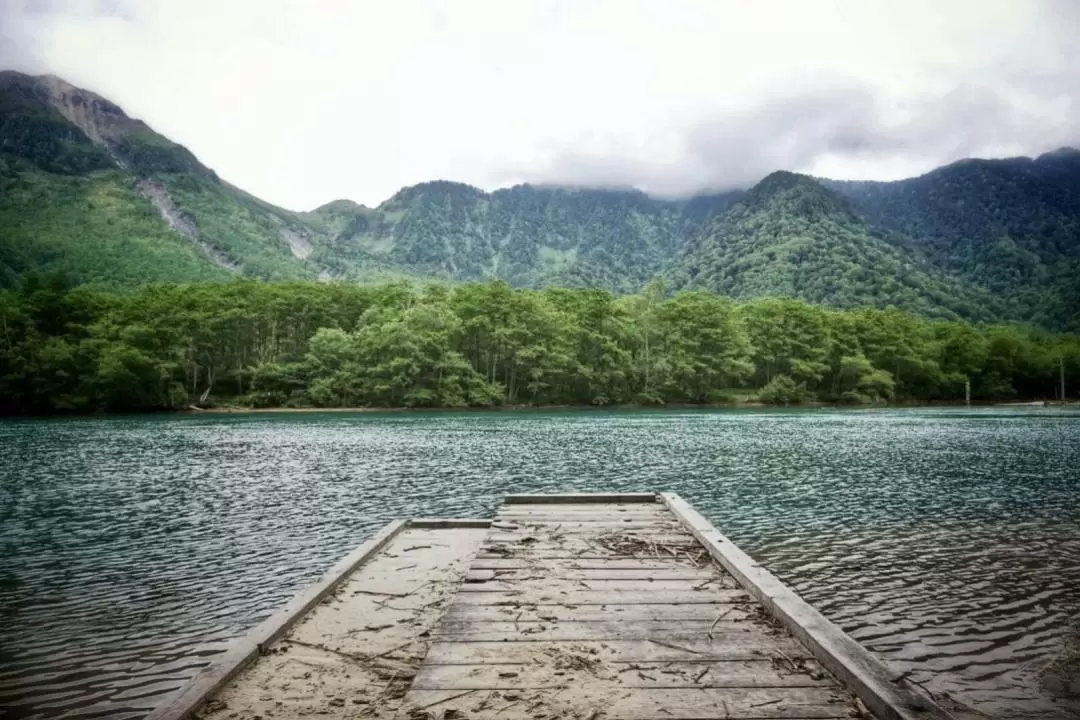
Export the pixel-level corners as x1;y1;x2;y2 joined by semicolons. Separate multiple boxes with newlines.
422;639;811;664
410;660;833;689
443;602;753;623
400;494;872;720
402;687;851;718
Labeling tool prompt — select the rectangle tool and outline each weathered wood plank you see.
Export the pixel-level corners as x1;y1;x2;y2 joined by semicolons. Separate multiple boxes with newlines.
492;520;682;533
448;588;750;606
503;493;658;504
499;502;665;511
497;506;670;515
465;568;714;582
410;660;832;690
423;639;812;664
471;557;704;570
482;534;699;551
476;552;709;562
393;494;877;720
443;602;752;623
402;687;850;719
456;578;730;593
494;509;669;520
660;492;947;720
432;619;774;642
409;517;492;528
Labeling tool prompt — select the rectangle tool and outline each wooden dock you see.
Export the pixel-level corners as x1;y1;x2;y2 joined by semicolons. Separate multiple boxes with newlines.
150;494;958;720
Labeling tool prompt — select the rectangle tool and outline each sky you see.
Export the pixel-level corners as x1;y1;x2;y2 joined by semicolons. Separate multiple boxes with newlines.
1;0;1078;211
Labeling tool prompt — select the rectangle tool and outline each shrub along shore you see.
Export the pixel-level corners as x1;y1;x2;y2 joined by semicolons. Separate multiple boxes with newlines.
1;276;1077;415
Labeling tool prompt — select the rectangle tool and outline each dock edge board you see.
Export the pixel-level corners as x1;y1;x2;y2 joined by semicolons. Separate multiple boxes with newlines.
145;518;490;720
410;518;492;528
660;492;954;720
503;492;660;504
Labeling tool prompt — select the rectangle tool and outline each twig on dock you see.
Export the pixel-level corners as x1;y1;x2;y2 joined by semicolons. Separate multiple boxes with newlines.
775;649;799;672
403;545;432;552
286;638;355;658
354;582;430;599
411;689;475;711
366;639;415;661
708;607;734;639
647;639;705;655
496;700;520;715
694;666;710;683
376;670;400;699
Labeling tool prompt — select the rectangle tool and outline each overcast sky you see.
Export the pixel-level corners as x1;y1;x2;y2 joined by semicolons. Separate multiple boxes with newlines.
1;0;1078;210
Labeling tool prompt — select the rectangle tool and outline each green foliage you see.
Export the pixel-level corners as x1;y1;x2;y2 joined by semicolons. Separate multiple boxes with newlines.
827;150;1080;331
667;172;1007;322
757;375;806;404
0;72;115;174
2;278;1077;416
0;71;324;289
162;175;318;281
0;163;231;289
2;70;1079;336
308;182;724;292
116;130;209;177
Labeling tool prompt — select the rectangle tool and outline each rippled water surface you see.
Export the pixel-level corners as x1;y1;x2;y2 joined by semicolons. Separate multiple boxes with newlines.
1;408;1078;719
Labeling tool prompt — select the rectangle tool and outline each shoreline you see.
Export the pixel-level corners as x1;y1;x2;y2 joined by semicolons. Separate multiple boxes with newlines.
189;399;1077;414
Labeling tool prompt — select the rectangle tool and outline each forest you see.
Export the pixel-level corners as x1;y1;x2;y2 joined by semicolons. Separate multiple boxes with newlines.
1;275;1076;415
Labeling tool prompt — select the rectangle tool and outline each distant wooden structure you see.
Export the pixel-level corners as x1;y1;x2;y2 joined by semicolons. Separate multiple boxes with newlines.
148;494;958;720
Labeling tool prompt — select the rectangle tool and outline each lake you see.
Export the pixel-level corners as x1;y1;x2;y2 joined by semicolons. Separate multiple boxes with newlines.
1;407;1078;719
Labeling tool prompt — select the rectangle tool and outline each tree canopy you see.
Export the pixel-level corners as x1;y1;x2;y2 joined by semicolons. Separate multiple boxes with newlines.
2;277;1076;415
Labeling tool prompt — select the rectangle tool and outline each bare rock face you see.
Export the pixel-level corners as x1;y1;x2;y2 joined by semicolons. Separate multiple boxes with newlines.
266;213;315;260
136;179;240;273
38;75;145;164
280;228;314;260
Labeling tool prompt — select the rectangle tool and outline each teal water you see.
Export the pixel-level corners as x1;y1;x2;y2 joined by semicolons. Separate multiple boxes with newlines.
1;407;1078;719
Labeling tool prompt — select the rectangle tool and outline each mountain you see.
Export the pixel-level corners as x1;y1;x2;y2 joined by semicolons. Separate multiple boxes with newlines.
1;71;1078;329
665;171;1009;322
823;150;1080;329
303;181;744;291
0;71;325;287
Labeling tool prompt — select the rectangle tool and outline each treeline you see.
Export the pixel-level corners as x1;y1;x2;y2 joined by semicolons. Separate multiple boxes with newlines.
1;275;1077;415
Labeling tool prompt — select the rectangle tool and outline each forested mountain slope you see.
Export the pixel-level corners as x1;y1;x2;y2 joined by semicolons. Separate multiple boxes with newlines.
665;172;1009;322
1;71;1077;329
824;149;1080;330
306;182;744;291
0;71;324;287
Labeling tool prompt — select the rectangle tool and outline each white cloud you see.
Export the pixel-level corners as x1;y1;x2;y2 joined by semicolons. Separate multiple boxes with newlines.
1;0;1077;208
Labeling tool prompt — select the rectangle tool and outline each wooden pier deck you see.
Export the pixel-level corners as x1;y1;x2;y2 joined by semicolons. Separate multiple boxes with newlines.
151;494;955;720
402;494;865;719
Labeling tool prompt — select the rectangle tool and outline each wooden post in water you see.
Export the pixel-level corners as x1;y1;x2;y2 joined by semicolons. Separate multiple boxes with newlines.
1062;356;1067;402
965;378;970;407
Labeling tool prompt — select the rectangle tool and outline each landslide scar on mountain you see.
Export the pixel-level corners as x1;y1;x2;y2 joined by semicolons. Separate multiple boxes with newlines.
136;179;241;272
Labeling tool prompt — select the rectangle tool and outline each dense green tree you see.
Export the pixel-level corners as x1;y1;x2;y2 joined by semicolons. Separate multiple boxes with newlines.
739;297;830;387
2;279;1077;416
